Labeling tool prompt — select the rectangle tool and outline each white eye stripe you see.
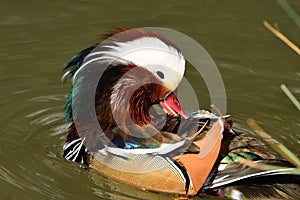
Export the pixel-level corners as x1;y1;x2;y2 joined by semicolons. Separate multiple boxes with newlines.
74;36;185;91
107;37;185;91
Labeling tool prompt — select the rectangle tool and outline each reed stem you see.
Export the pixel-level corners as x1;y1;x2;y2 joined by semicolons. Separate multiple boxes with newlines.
280;84;300;111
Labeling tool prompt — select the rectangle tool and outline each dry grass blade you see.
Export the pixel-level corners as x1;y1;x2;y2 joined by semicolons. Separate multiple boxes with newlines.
263;20;300;55
239;158;300;174
247;118;300;168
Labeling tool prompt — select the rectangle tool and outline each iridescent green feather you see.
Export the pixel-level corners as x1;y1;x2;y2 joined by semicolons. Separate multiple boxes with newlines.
64;90;73;122
62;45;97;123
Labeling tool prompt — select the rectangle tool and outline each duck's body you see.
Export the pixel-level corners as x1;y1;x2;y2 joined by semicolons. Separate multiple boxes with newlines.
62;29;300;199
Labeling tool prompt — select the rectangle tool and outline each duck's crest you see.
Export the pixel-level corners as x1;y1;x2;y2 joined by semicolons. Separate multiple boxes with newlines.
62;45;97;82
72;29;185;91
62;29;131;82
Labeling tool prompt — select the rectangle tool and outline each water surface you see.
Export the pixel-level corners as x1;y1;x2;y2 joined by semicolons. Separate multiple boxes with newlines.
0;0;299;199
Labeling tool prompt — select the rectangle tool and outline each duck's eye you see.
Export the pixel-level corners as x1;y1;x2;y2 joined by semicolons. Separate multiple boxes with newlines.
156;71;165;79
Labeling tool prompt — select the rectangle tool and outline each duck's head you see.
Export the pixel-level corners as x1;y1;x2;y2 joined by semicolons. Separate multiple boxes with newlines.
75;29;188;142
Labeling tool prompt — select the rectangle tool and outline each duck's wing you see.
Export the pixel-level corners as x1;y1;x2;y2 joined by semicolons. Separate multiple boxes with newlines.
202;129;300;199
209;159;300;188
206;160;300;199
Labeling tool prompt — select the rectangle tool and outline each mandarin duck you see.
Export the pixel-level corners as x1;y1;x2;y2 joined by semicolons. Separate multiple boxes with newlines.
62;29;300;199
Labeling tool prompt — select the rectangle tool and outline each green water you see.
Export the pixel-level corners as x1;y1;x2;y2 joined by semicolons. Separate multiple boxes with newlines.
0;0;299;199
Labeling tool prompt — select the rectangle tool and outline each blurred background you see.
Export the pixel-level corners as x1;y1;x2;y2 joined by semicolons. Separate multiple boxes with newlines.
0;0;299;199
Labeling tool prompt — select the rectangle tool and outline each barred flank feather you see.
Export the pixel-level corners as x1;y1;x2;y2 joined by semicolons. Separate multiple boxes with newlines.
63;137;90;165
